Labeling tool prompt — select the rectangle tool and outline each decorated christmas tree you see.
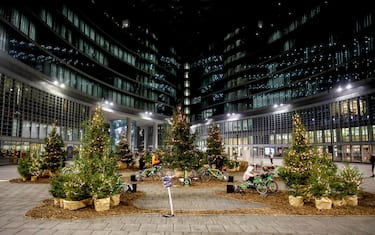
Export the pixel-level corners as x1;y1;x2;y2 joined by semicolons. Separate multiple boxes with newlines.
206;124;226;169
81;106;111;158
81;105;121;198
116;132;133;166
60;105;123;203
162;105;201;169
44;123;65;174
278;113;318;196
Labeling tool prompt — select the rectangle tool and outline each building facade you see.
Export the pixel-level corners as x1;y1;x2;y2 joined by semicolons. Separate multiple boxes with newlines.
0;0;178;156
191;2;375;163
1;1;374;164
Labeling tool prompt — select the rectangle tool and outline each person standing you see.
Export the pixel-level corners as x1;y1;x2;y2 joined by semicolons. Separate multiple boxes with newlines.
370;152;375;177
139;153;145;170
216;156;224;171
269;151;274;165
152;153;160;166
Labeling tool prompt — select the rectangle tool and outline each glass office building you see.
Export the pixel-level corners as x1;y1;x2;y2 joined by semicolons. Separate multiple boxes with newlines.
0;1;178;155
1;1;374;164
190;2;375;163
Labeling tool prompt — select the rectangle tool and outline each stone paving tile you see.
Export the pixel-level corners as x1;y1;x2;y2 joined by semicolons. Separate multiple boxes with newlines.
70;230;92;235
32;229;60;235
91;231;111;235
1;165;375;235
156;224;174;232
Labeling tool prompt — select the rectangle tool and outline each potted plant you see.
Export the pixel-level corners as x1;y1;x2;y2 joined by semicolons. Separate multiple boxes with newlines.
308;155;337;209
49;174;67;207
110;174;124;206
329;179;346;207
309;179;332;209
29;155;43;181
91;171;113;211
278;167;307;207
339;164;363;206
17;156;31;181
63;172;91;210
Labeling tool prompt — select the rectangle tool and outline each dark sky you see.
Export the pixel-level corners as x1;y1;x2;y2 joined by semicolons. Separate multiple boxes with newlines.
92;0;323;60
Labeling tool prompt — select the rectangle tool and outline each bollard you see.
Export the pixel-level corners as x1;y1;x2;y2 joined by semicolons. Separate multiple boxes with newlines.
228;176;234;182
130;175;136;182
132;183;137;192
227;184;234;193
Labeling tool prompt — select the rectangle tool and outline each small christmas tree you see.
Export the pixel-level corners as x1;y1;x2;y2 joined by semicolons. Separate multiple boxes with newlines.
278;113;318;196
116;132;133;166
44;123;65;173
206;124;226;170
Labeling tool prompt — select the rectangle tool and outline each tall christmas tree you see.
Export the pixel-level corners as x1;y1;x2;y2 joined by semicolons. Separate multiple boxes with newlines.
162;105;200;169
65;105;122;200
81;106;111;159
278;113;318;196
116;132;133;166
44;123;65;173
206;124;226;168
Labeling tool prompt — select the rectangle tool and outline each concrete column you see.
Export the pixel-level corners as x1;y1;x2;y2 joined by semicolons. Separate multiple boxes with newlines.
126;117;132;148
153;123;158;149
143;127;148;151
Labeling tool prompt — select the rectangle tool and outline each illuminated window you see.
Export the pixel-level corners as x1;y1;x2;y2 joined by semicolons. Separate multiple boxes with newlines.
341;128;350;141
184;89;190;96
184;107;190;114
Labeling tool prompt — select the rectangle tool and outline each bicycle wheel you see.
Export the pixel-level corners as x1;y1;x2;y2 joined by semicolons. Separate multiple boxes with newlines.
234;185;245;194
183;177;192;186
135;174;142;181
220;171;229;181
267;181;278;193
200;170;211;182
191;169;200;181
255;182;268;195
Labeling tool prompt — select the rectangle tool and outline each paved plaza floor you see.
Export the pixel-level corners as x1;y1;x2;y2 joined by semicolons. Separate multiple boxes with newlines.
1;164;375;234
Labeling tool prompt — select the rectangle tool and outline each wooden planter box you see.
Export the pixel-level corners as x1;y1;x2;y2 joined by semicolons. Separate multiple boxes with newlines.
344;195;358;206
63;199;87;210
94;197;110;211
315;197;332;210
288;195;304;207
110;194;120;206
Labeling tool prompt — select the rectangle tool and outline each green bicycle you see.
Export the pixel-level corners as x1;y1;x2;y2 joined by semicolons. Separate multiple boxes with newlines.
199;167;228;182
136;164;164;181
234;175;268;195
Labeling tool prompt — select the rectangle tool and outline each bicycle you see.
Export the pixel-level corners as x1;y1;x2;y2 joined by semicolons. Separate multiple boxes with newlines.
260;171;278;193
234;175;268;195
118;174;135;192
199;166;228;182
136;164;164;181
178;167;193;186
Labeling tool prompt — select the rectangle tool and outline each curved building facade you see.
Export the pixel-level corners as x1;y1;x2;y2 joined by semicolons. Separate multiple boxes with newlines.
0;1;178;155
191;2;375;163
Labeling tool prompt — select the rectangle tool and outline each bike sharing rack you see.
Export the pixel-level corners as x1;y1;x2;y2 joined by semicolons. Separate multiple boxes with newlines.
162;175;174;217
